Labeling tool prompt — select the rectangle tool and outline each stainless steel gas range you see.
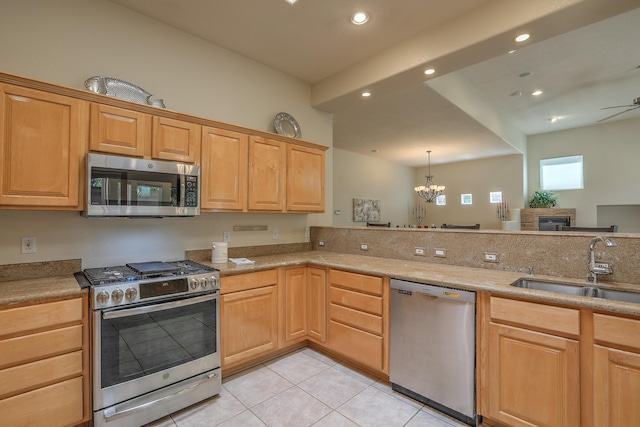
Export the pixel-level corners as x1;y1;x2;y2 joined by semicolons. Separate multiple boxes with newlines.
76;260;221;427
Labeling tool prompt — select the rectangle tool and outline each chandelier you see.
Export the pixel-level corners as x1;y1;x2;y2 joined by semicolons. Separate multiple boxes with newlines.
415;150;445;203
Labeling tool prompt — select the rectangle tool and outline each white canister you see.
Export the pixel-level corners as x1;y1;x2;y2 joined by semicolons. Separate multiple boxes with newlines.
211;242;228;263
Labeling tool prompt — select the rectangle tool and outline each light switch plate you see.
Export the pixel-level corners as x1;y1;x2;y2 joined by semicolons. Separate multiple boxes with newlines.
434;248;447;258
484;252;499;262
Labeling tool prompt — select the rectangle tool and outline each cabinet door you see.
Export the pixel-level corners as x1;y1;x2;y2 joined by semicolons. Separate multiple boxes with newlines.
286;144;325;212
307;267;327;343
248;136;285;211
488;322;580;427
221;285;278;368
152;116;200;163
201;126;248;211
0;84;87;208
593;345;640;426
284;268;307;342
89;103;150;157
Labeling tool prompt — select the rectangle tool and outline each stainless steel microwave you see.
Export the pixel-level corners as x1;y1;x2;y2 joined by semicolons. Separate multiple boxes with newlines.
85;153;200;217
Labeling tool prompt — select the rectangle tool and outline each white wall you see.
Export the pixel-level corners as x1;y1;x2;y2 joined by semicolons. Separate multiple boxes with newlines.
0;0;332;267
333;149;414;227
414;155;524;229
527;118;640;228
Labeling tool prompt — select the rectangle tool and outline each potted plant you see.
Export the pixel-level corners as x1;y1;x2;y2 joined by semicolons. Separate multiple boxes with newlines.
528;190;558;208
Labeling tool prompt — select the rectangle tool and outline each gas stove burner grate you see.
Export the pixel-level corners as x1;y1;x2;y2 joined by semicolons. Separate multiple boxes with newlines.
83;266;139;285
169;260;214;275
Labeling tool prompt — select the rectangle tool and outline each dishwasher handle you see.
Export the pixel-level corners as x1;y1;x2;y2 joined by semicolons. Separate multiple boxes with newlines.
391;278;475;303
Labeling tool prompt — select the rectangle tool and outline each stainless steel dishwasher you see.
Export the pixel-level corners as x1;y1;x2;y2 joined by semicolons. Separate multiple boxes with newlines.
390;278;476;426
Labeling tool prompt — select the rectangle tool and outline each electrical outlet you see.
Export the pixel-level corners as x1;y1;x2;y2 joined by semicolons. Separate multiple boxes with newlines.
21;236;36;254
272;229;278;240
484;252;499;262
223;231;230;243
318;240;325;246
434;248;447;258
414;247;425;256
360;244;368;251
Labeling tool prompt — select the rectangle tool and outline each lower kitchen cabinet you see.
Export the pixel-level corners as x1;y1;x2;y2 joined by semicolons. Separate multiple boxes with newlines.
0;295;90;427
283;266;327;344
220;270;279;370
593;313;640;426
327;269;388;373
484;297;580;427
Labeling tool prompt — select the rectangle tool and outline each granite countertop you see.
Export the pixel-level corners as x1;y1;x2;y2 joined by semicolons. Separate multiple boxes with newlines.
2;251;639;317
208;251;640;317
0;274;87;307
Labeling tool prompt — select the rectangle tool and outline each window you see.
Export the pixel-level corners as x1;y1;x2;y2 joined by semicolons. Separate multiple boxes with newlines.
540;155;583;190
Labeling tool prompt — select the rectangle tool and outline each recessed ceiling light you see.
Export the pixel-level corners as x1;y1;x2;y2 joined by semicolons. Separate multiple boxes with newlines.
548;116;559;123
371;149;379;153
510;91;523;97
284;0;297;4
508;50;517;54
351;12;369;25
361;91;371;97
424;68;435;75
532;90;543;96
519;72;532;78
515;33;530;42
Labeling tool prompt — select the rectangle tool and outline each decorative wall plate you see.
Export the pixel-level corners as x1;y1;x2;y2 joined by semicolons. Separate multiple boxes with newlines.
273;112;302;138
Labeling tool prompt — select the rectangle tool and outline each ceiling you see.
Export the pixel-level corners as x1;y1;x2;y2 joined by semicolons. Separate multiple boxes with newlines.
109;0;640;167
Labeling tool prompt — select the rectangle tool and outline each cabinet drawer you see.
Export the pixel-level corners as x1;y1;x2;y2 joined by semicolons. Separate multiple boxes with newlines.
329;270;383;296
490;297;579;337
328;320;383;371
0;350;82;399
329;303;382;335
221;269;278;294
0;325;83;368
594;313;640;351
0;298;83;338
330;287;382;315
0;376;84;427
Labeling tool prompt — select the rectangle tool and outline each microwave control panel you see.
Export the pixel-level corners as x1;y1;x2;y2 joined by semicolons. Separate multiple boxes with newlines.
185;175;198;207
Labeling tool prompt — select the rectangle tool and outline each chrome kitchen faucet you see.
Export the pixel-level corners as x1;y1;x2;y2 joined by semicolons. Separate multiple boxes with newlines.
587;236;617;284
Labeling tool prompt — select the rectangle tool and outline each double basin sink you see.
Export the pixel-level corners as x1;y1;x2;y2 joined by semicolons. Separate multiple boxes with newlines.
511;279;640;304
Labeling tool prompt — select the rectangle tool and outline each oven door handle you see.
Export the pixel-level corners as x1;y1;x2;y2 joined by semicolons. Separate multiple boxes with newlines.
102;293;217;320
103;371;219;421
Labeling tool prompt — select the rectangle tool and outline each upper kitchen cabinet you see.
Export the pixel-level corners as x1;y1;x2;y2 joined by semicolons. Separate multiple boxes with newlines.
201;126;248;211
89;103;150;157
248;136;286;211
201;125;326;213
152;116;200;163
286;144;325;212
0;84;88;209
90;103;199;163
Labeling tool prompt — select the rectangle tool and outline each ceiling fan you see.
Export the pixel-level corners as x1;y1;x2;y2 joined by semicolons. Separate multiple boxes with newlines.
598;97;640;122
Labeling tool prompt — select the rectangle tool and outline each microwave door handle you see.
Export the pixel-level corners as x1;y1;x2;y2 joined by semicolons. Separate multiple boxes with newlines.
179;174;186;207
102;293;217;320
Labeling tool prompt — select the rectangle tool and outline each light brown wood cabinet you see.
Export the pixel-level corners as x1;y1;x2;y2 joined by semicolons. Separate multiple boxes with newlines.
283;266;327;344
90;103;199;163
201;126;248;210
286;144;325;212
307;267;327;343
248;136;286;211
220;270;279;370
0;83;88;209
483;297;581;427
593;313;640;426
0;296;90;426
201;126;325;213
327;269;388;373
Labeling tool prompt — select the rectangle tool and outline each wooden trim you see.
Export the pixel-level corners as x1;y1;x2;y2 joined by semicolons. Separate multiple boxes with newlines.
580;308;594;427
477;291;491;417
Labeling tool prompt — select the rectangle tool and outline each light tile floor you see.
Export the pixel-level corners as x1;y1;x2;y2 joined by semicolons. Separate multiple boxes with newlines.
145;348;468;427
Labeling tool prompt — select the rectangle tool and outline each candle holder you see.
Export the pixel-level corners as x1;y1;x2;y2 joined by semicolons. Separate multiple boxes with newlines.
497;199;510;221
413;201;427;226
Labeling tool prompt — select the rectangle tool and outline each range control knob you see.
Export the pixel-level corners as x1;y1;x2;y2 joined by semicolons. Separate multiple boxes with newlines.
125;287;138;300
190;278;199;289
112;288;124;303
96;291;110;305
200;278;208;288
210;276;218;288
